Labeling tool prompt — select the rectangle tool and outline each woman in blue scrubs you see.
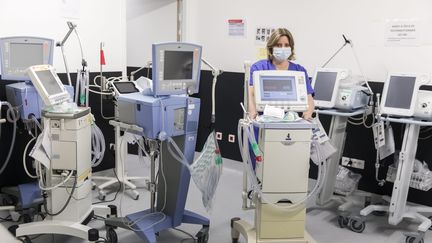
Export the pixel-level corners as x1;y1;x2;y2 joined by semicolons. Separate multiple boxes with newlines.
248;28;315;120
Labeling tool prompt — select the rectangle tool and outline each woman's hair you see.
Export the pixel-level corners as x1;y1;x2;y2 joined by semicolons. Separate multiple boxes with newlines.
266;28;295;61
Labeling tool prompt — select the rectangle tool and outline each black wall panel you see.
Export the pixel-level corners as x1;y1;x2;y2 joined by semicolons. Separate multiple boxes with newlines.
4;65;432;206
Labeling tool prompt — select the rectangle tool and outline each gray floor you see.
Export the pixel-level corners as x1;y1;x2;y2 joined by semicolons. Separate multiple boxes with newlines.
1;154;431;243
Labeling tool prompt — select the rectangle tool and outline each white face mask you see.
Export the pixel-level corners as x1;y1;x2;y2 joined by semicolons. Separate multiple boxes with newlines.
272;47;291;62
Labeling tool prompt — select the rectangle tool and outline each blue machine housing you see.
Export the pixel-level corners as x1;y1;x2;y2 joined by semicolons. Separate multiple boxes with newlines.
6;82;74;120
117;92;200;140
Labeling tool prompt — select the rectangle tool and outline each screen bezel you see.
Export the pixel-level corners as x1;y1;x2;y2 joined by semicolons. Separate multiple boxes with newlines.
26;65;70;106
253;70;309;112
0;36;54;81
151;42;202;96
311;68;349;109
380;73;429;117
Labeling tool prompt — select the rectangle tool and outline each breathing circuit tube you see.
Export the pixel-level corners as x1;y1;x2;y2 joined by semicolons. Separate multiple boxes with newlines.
237;119;327;212
91;124;106;167
0;101;18;175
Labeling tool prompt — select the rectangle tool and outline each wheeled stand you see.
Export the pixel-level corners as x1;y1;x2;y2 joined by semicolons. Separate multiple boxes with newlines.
104;135;210;243
359;117;432;243
232;120;316;243
92;120;149;201
313;108;379;233
315;108;364;207
10;108;115;242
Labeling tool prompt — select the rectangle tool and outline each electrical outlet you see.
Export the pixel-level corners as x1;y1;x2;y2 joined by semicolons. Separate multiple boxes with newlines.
228;134;236;143
341;156;365;170
341;157;350;166
216;132;223;140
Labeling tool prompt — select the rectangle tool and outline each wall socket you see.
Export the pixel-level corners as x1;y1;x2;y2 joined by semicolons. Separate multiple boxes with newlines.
341;156;365;170
216;132;223;140
228;134;236;143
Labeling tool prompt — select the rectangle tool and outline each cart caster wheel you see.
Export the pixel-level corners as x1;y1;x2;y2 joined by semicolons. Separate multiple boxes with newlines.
429;216;432;231
98;191;106;201
406;236;424;243
130;190;139;200
37;212;46;220
197;233;209;243
196;225;210;243
8;225;18;236
231;217;240;242
348;218;365;233
18;236;32;243
337;215;349;228
106;227;118;243
108;205;118;217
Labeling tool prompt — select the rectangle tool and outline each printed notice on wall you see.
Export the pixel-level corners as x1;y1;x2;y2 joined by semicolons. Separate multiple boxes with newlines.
255;27;276;45
385;19;420;46
228;19;246;37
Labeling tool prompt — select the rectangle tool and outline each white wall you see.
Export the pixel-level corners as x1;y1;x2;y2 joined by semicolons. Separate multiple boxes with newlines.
183;0;432;82
0;0;126;74
126;0;178;68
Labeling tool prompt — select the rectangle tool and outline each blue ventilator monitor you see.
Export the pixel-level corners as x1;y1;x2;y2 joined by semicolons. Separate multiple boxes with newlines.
151;42;202;96
0;36;74;119
106;42;209;243
117;93;200;139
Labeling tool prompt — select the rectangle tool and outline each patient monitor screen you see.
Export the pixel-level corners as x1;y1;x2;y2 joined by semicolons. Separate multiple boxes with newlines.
314;71;338;102
260;76;297;101
35;70;63;96
384;76;416;109
163;51;193;80
10;43;44;71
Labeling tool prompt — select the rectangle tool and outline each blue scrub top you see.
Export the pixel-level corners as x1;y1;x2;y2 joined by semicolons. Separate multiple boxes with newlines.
249;59;314;95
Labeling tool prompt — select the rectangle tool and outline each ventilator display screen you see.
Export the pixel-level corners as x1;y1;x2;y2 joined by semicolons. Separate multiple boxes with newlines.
313;71;338;102
260;76;297;101
34;70;63;96
163;51;193;80
10;43;44;71
384;76;416;109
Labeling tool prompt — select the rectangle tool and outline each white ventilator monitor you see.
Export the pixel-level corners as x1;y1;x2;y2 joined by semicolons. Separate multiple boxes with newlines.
151;42;202;96
253;70;308;112
26;65;71;106
0;36;54;81
380;73;429;117
312;68;349;108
